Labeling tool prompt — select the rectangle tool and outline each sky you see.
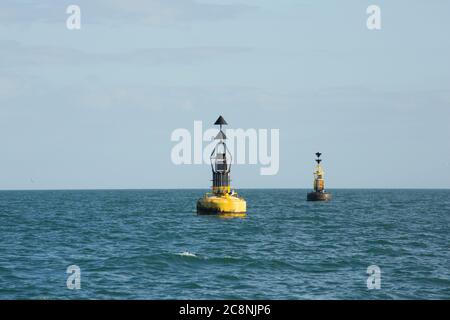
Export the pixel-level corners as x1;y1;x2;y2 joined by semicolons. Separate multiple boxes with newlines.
0;0;449;190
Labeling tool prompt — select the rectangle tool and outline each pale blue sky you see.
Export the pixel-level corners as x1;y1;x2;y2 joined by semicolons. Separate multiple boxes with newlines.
0;0;449;189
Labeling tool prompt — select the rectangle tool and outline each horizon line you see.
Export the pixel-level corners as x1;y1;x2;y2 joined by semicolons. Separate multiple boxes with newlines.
0;187;449;192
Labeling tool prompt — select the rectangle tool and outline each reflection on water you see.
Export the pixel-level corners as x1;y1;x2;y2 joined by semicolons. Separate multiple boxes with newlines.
217;213;247;219
197;212;247;219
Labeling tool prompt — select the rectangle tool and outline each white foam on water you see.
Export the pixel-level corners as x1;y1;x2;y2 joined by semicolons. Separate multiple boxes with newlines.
177;251;197;257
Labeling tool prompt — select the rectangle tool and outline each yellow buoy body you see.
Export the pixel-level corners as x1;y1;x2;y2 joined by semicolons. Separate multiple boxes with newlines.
197;193;246;215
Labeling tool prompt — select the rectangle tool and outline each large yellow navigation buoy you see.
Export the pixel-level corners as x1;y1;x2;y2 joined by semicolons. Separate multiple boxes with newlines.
196;116;247;215
307;152;332;201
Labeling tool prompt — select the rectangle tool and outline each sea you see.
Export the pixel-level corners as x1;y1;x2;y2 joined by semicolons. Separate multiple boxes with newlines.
0;189;449;299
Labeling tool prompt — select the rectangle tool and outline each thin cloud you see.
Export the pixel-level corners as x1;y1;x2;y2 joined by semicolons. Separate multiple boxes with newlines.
0;0;257;25
0;40;252;66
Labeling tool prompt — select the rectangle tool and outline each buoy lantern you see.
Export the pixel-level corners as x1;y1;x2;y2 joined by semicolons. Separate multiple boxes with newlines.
196;116;247;215
307;152;332;201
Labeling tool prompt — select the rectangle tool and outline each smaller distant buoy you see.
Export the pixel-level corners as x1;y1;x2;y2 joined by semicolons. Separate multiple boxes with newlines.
307;152;332;201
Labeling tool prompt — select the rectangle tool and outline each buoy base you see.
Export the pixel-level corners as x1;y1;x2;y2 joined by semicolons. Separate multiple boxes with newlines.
307;191;332;201
197;193;246;215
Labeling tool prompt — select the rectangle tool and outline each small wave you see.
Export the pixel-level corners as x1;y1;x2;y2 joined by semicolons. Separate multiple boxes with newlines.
176;251;197;257
223;255;239;260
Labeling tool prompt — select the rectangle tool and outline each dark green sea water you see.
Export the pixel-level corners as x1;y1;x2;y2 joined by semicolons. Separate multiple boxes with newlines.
0;189;449;299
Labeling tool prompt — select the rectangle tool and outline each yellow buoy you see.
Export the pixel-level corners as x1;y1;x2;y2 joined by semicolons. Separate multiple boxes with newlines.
307;152;332;201
196;116;247;215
